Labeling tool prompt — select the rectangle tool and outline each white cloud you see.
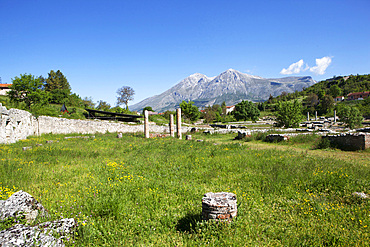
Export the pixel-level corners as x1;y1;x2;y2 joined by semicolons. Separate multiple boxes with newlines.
309;56;332;75
280;59;306;75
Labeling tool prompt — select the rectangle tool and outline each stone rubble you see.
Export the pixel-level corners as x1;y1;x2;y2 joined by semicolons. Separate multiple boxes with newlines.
0;191;48;223
0;191;76;247
352;192;369;199
0;218;75;247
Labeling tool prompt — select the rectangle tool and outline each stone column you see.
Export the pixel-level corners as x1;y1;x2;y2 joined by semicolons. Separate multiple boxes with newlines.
315;111;317;121
334;110;337;123
176;108;182;139
169;114;175;137
307;112;310;121
144;110;149;138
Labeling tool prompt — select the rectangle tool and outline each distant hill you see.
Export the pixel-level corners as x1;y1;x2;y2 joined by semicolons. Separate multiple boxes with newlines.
130;69;316;112
304;74;370;96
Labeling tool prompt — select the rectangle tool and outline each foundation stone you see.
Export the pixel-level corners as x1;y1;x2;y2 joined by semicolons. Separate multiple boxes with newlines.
202;192;237;222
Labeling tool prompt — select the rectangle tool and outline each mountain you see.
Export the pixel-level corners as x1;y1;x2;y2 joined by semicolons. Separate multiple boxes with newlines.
130;69;316;112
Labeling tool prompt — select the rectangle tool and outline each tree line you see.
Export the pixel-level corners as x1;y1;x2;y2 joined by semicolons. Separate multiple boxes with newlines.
5;71;135;116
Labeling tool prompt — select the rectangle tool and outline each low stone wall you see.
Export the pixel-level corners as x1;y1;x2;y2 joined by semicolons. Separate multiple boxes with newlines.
0;104;192;144
322;133;370;151
0;106;38;144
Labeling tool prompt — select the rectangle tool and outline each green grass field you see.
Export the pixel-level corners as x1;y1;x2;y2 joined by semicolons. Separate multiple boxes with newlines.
1;132;369;246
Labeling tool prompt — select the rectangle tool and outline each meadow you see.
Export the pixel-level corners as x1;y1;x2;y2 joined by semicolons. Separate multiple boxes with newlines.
0;132;369;246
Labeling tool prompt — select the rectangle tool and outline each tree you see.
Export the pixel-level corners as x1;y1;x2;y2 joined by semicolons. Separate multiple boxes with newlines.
317;90;326;100
329;84;342;98
202;105;217;123
82;97;95;109
221;101;227;115
233;100;260;121
337;105;363;129
96;100;111;111
44;70;71;103
275;100;303;128
8;74;49;109
142;106;153;115
116;86;134;110
179;100;200;122
320;95;335;114
306;93;319;108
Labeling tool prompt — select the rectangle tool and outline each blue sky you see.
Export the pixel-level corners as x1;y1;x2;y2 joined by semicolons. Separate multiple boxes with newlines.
1;0;369;107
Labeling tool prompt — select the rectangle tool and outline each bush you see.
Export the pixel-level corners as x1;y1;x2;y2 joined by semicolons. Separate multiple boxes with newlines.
317;138;331;149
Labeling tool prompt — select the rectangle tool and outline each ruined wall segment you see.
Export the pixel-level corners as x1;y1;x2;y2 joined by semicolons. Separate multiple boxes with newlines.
1;105;191;144
323;133;370;151
0;104;38;144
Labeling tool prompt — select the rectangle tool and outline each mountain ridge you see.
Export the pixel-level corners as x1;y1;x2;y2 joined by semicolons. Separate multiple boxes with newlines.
130;69;316;112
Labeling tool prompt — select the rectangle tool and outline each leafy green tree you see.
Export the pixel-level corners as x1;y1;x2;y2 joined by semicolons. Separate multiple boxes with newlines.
44;70;71;103
116;86;135;110
179;100;200;122
8;74;49;109
96;100;111;111
275;100;303;128
221;101;227;115
202;105;217;123
329;84;342;98
233;100;260;121
142;106;153;115
317;90;326;100
111;106;129;114
306;93;319;108
337;105;363;129
320;95;335;114
82;97;95;109
66;93;83;107
163;110;175;120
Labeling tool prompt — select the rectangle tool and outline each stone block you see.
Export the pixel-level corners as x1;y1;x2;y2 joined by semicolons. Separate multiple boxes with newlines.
202;192;237;222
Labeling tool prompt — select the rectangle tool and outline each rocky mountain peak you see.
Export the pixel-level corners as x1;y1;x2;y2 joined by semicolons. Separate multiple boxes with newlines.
129;69;316;112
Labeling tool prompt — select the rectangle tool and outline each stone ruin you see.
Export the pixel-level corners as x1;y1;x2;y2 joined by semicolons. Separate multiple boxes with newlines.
202;192;237;222
322;132;370;151
0;191;75;246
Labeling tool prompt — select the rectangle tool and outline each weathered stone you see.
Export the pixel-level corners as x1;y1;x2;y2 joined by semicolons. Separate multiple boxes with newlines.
0;218;75;247
169;114;175;137
202;192;237;222
234;131;247;140
265;134;289;142
0;190;48;223
144;110;149;138
352;192;369;199
176;108;182;139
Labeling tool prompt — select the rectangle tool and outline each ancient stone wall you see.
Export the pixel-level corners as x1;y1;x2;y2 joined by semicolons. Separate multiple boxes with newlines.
323;133;370;151
0;104;191;144
0;104;38;144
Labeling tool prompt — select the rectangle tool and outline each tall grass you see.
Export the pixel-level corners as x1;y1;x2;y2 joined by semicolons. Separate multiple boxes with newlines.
0;133;369;246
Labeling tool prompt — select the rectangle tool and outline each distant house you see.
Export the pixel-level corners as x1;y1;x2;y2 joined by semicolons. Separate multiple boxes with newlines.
0;84;12;96
335;96;344;102
226;105;235;114
347;91;370;101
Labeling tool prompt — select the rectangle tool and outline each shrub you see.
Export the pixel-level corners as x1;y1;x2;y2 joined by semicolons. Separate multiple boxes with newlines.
317;137;331;149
